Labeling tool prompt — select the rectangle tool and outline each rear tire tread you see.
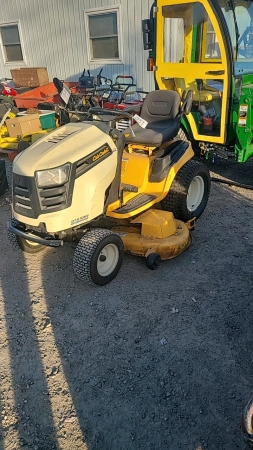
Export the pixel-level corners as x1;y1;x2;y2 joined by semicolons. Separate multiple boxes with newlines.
161;159;210;221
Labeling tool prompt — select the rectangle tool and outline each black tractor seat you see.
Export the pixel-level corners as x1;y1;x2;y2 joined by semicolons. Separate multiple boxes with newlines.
123;90;182;147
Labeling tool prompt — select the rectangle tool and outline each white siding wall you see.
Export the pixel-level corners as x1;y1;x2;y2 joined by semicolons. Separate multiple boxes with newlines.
0;0;155;92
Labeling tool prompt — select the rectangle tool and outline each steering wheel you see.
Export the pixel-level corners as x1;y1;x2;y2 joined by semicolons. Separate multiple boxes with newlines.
88;106;140;122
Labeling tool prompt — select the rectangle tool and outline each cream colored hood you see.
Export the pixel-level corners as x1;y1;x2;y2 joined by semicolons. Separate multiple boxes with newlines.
13;122;115;176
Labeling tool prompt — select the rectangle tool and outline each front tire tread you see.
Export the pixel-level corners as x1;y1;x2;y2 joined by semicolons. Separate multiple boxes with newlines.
73;228;124;286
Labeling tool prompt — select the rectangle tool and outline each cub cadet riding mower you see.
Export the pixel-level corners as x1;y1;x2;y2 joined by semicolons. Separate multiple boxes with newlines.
7;89;210;286
143;0;253;163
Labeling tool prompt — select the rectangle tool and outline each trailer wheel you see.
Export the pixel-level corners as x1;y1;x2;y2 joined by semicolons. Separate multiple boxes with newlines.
73;229;124;286
161;160;210;221
16;236;45;254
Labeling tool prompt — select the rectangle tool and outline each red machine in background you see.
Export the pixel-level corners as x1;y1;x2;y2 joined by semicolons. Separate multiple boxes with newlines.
11;69;148;129
0;79;17;97
51;72;147;129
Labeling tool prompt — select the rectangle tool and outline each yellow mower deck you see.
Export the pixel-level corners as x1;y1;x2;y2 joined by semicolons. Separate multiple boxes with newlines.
112;209;193;259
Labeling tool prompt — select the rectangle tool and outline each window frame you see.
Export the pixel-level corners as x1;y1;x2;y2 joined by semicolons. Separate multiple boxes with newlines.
201;19;222;63
0;21;26;65
84;6;123;64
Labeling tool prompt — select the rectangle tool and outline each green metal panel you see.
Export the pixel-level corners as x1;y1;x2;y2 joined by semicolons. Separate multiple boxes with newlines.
235;80;253;162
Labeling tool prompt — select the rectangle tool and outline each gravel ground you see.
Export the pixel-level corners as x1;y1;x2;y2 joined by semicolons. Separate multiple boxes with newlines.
1;155;253;450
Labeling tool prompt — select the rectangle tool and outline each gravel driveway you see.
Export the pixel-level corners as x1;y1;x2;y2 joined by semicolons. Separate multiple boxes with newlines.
0;156;253;450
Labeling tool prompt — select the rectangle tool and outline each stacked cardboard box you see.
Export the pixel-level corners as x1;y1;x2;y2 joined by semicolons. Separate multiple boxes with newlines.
10;67;49;88
5;114;42;137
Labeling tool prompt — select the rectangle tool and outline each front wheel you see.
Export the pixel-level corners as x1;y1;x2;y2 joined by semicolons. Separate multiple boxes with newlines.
161;160;211;222
17;236;45;254
73;229;124;286
7;219;45;253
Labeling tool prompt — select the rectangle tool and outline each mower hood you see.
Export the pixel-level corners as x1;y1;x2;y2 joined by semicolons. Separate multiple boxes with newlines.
13;122;116;176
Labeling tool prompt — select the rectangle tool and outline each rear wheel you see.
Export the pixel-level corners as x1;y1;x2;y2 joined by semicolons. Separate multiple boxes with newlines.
73;229;124;285
161;160;211;222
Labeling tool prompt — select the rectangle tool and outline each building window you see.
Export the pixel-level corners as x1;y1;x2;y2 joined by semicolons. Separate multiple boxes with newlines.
0;23;24;62
85;7;122;62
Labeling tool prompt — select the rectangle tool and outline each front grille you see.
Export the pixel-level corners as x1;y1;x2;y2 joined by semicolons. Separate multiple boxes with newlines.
13;172;72;219
12;140;111;219
13;174;33;215
39;185;68;209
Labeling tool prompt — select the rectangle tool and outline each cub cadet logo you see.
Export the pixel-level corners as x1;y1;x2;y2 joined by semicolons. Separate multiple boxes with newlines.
93;147;110;162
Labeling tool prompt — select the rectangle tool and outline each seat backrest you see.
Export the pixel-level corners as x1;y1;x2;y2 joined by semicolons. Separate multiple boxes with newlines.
140;90;181;123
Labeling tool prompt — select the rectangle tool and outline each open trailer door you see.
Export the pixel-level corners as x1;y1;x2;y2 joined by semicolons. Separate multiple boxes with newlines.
153;0;232;144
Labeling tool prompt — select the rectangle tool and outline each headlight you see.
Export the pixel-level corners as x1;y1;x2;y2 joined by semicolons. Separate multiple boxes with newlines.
36;164;70;187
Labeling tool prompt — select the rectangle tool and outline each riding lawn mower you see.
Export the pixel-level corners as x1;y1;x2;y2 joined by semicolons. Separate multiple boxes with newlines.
51;72;144;131
7;89;211;286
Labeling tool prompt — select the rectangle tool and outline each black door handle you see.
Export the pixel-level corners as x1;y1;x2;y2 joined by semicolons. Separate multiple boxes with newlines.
206;70;225;75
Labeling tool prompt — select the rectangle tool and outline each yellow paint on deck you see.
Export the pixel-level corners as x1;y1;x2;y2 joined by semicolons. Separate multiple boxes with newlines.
113;214;191;260
131;209;177;238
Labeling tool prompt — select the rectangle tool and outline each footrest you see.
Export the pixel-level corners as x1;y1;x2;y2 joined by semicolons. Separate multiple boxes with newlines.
114;194;156;214
121;183;138;193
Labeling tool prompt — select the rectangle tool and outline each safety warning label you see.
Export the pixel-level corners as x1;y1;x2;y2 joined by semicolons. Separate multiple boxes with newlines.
238;104;248;127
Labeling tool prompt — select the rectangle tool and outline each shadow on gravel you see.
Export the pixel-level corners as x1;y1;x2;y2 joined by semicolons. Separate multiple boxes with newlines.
2;161;253;450
36;180;253;449
0;399;4;450
0;246;59;450
203;156;253;187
